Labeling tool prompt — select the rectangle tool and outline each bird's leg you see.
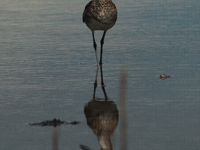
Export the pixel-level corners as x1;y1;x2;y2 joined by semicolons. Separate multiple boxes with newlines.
100;64;108;101
92;31;99;68
93;66;99;101
100;31;107;66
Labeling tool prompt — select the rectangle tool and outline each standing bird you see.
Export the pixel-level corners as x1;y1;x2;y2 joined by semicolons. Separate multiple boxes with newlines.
83;0;117;66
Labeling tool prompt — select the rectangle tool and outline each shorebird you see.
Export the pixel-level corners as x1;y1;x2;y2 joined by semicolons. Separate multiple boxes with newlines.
83;0;117;66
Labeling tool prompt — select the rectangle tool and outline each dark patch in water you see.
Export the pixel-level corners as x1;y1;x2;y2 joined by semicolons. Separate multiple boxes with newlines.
29;118;80;127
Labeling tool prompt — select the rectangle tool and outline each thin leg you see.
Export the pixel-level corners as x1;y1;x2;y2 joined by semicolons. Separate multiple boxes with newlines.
93;66;99;101
100;65;108;100
100;31;107;65
92;31;99;67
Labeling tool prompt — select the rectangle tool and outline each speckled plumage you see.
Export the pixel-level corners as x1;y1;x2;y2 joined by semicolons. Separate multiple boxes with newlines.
83;0;117;66
83;0;117;31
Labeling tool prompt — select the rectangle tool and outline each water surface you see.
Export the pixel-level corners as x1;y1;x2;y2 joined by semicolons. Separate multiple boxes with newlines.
0;0;200;149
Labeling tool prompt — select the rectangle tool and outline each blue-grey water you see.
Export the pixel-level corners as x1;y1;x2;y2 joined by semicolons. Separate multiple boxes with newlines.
0;0;200;149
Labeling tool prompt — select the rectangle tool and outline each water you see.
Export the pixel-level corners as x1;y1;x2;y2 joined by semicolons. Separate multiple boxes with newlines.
0;0;200;149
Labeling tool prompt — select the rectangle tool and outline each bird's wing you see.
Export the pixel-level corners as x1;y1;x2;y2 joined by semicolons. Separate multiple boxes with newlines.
82;1;92;23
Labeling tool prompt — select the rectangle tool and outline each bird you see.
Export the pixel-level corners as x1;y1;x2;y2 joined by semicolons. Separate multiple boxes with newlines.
83;0;117;66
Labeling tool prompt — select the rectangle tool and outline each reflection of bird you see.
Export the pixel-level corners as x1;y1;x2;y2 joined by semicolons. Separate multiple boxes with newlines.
83;100;119;150
80;65;118;150
93;65;108;101
83;0;117;66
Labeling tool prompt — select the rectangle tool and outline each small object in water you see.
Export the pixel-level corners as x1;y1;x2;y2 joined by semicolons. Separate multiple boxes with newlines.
160;74;170;79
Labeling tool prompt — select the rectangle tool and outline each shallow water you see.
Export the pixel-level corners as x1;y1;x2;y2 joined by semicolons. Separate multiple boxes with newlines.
0;0;200;149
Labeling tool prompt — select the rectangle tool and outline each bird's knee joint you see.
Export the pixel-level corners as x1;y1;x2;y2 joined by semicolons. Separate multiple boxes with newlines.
93;43;97;50
100;40;104;45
